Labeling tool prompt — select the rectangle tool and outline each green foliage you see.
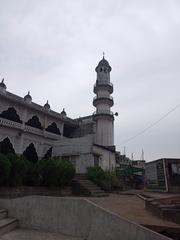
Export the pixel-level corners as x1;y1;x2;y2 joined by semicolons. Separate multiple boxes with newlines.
87;166;122;192
37;158;75;187
0;154;11;186
87;166;106;182
0;153;75;188
6;154;29;186
23;159;39;186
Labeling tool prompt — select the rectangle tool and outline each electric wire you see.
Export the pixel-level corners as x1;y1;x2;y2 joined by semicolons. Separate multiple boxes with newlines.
118;103;180;146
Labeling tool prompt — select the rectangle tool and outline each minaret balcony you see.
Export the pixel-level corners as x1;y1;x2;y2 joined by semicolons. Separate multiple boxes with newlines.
93;81;113;94
93;110;114;120
93;96;114;107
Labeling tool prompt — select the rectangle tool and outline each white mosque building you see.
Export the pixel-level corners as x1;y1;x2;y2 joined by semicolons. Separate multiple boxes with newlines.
0;57;116;173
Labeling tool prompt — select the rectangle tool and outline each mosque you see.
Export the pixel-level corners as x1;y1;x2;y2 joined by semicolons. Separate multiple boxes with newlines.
0;57;117;173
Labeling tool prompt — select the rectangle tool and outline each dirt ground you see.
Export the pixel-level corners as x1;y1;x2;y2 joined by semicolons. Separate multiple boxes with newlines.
88;193;180;228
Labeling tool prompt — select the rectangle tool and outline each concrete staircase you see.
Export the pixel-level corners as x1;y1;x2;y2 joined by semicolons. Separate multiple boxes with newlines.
72;174;108;197
0;209;18;235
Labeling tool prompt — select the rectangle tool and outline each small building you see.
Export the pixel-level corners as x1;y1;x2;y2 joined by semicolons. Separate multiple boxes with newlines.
145;158;180;193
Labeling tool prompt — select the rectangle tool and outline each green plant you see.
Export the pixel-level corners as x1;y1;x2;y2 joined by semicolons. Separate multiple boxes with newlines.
57;158;75;186
37;158;75;187
87;166;122;192
0;154;11;186
23;160;39;186
87;166;106;183
6;154;28;186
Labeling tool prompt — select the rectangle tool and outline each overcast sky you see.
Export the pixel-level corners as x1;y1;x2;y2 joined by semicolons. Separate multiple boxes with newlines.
0;0;180;161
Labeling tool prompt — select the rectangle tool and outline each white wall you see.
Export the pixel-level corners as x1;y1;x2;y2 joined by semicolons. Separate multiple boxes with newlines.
93;145;116;171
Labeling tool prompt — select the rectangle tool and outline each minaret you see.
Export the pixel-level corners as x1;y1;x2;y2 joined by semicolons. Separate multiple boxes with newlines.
93;55;114;146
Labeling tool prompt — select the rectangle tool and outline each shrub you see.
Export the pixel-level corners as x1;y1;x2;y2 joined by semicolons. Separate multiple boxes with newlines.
87;166;106;183
37;159;59;187
87;166;122;192
37;158;75;187
23;160;39;186
6;154;29;187
0;154;11;186
57;158;75;186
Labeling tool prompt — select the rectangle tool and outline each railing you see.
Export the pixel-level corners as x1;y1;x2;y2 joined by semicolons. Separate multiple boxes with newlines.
0;117;22;130
24;125;43;135
0;117;61;139
93;95;113;101
93;110;114;116
94;81;113;88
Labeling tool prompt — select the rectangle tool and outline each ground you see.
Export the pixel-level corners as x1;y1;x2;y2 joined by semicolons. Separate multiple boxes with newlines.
0;229;82;240
88;191;180;228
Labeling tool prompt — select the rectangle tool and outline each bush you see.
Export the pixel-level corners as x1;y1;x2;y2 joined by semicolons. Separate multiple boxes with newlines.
37;158;75;187
0;153;75;188
87;166;122;192
0;154;11;186
57;158;75;186
23;160;39;186
87;166;106;183
6;154;29;187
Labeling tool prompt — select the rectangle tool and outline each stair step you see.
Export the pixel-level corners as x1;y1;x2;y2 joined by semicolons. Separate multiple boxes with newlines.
73;177;108;197
92;193;108;197
0;218;18;235
0;210;8;220
91;190;105;194
86;187;102;190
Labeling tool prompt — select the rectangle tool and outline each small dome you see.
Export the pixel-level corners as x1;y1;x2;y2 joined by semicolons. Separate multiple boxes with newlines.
44;100;50;110
0;79;6;89
97;57;110;67
95;56;112;72
24;91;32;103
61;108;67;117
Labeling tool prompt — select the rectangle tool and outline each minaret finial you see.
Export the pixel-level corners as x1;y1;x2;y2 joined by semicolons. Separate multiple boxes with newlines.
103;52;105;59
2;78;4;83
28;91;30;95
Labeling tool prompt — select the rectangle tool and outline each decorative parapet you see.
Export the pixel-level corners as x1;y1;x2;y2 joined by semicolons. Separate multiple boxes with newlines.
0;117;22;130
92;110;114;121
0;117;61;140
93;81;113;94
93;96;114;107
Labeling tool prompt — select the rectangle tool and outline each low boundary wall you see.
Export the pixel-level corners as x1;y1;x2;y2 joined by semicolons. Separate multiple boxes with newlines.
0;196;171;240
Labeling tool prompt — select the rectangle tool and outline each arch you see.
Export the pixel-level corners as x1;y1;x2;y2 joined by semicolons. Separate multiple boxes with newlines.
0;107;22;123
46;122;61;135
0;137;15;155
42;147;52;160
23;143;38;163
25;115;43;130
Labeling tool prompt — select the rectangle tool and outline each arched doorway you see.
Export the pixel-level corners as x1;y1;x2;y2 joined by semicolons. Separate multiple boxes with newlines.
23;143;38;163
46;122;61;135
0;107;22;123
0;137;15;155
25;116;43;130
42;147;52;160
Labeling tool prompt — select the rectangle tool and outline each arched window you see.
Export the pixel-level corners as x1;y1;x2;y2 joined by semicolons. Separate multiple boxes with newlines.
26;116;43;130
42;147;52;160
23;143;38;163
46;122;61;135
0;107;22;123
0;137;15;155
